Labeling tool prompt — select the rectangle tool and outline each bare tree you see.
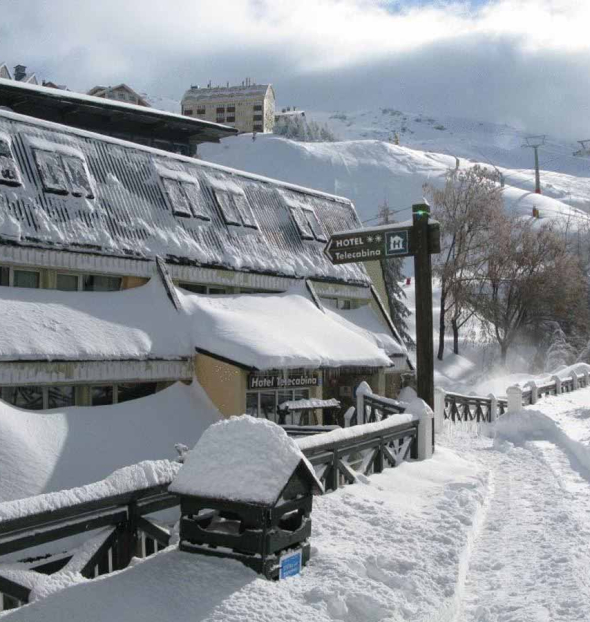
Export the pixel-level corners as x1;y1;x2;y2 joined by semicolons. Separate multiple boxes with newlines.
423;165;503;360
469;215;588;365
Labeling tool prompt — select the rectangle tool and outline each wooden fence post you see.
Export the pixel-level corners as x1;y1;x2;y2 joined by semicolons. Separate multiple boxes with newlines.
582;367;590;388
343;407;356;427
571;370;579;391
526;381;538;405
506;385;523;414
552;375;562;395
487;394;497;422
434;386;446;433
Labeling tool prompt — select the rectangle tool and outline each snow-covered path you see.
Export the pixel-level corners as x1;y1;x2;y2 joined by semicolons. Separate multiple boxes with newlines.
450;390;590;622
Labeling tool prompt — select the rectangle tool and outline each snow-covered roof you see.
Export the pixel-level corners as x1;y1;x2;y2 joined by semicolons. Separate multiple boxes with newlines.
0;278;191;362
0;381;220;501
325;305;407;356
0;109;370;286
183;84;272;103
178;285;394;370
170;415;323;504
0;78;232;135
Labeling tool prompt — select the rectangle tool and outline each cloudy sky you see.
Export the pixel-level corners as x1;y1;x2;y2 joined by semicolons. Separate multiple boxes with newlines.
1;0;589;139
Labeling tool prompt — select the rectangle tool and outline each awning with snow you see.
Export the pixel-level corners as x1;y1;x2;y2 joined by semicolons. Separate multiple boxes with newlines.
0;278;192;363
178;285;397;371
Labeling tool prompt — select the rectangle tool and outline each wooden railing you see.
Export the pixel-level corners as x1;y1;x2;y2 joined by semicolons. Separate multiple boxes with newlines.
0;411;424;611
0;485;177;611
298;418;419;492
436;365;590;428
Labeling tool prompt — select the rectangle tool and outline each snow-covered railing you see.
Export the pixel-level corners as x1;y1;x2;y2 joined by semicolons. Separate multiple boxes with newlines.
506;365;590;413
355;381;406;426
0;461;179;611
297;416;421;492
435;365;590;430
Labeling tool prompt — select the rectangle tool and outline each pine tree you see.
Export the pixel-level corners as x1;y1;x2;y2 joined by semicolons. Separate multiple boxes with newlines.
381;257;413;347
545;324;577;371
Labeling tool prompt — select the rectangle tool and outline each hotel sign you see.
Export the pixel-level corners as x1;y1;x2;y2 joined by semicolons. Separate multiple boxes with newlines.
248;374;319;391
323;223;439;265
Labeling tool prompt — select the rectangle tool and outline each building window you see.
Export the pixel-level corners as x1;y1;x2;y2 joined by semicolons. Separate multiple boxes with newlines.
183;109;193;116
56;273;81;291
83;275;122;292
0;266;8;286
289;205;327;242
213;188;258;229
47;385;75;409
160;175;210;220
227;106;235;113
253;125;263;132
179;282;227;295
196;107;206;115
92;385;114;406
216;117;225;124
117;382;157;404
253;115;263;122
216;107;225;114
226;116;235;123
3;386;44;410
245;388;310;423
0;136;23;187
13;269;40;288
33;148;94;198
253;104;262;111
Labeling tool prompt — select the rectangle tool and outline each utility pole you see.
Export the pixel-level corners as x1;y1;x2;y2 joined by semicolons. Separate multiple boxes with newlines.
573;139;590;158
523;135;545;194
378;198;391;225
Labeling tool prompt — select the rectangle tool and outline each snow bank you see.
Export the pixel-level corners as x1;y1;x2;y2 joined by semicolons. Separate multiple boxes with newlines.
0;460;179;524
170;415;321;504
178;285;393;370
0;278;191;362
0;381;220;501
3;447;488;622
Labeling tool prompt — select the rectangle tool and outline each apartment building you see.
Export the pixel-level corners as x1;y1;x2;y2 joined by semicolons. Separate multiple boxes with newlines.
181;79;275;134
87;83;150;107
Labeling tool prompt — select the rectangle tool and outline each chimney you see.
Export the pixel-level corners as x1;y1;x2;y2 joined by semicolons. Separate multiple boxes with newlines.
14;65;27;81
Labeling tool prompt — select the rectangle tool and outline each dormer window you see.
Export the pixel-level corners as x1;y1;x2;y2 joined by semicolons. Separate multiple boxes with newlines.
213;184;258;229
31;142;94;199
282;192;327;242
158;167;210;220
0;136;23;187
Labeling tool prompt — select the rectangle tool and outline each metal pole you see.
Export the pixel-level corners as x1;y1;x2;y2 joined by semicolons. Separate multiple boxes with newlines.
412;203;434;411
533;146;541;194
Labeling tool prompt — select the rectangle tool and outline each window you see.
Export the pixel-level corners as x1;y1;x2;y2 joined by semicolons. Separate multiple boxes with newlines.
3;386;44;410
117;382;157;404
0;136;23;187
216;107;225;113
179;283;227;294
63;156;95;199
253;115;263;122
253;104;262;111
33;149;94;198
0;267;9;286
288;198;327;242
216;117;225;124
160;176;210;220
47;385;74;409
245;388;310;422
56;273;81;291
183;109;193;116
226;116;235;123
227;106;235;113
213;189;258;229
13;269;40;288
196;107;206;115
92;385;113;406
83;275;121;292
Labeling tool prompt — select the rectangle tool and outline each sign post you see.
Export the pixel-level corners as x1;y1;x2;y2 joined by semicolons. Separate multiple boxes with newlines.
324;203;439;416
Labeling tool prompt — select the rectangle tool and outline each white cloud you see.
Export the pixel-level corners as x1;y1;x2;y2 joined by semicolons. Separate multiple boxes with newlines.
0;0;589;137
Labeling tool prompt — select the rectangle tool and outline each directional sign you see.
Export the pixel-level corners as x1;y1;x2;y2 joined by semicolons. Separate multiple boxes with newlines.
324;223;439;265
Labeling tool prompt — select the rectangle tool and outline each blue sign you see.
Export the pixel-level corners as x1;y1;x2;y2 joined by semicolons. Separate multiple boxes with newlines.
385;230;409;256
279;549;302;579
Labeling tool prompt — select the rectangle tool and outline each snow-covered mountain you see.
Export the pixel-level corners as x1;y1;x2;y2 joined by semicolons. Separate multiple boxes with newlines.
200;132;590;229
